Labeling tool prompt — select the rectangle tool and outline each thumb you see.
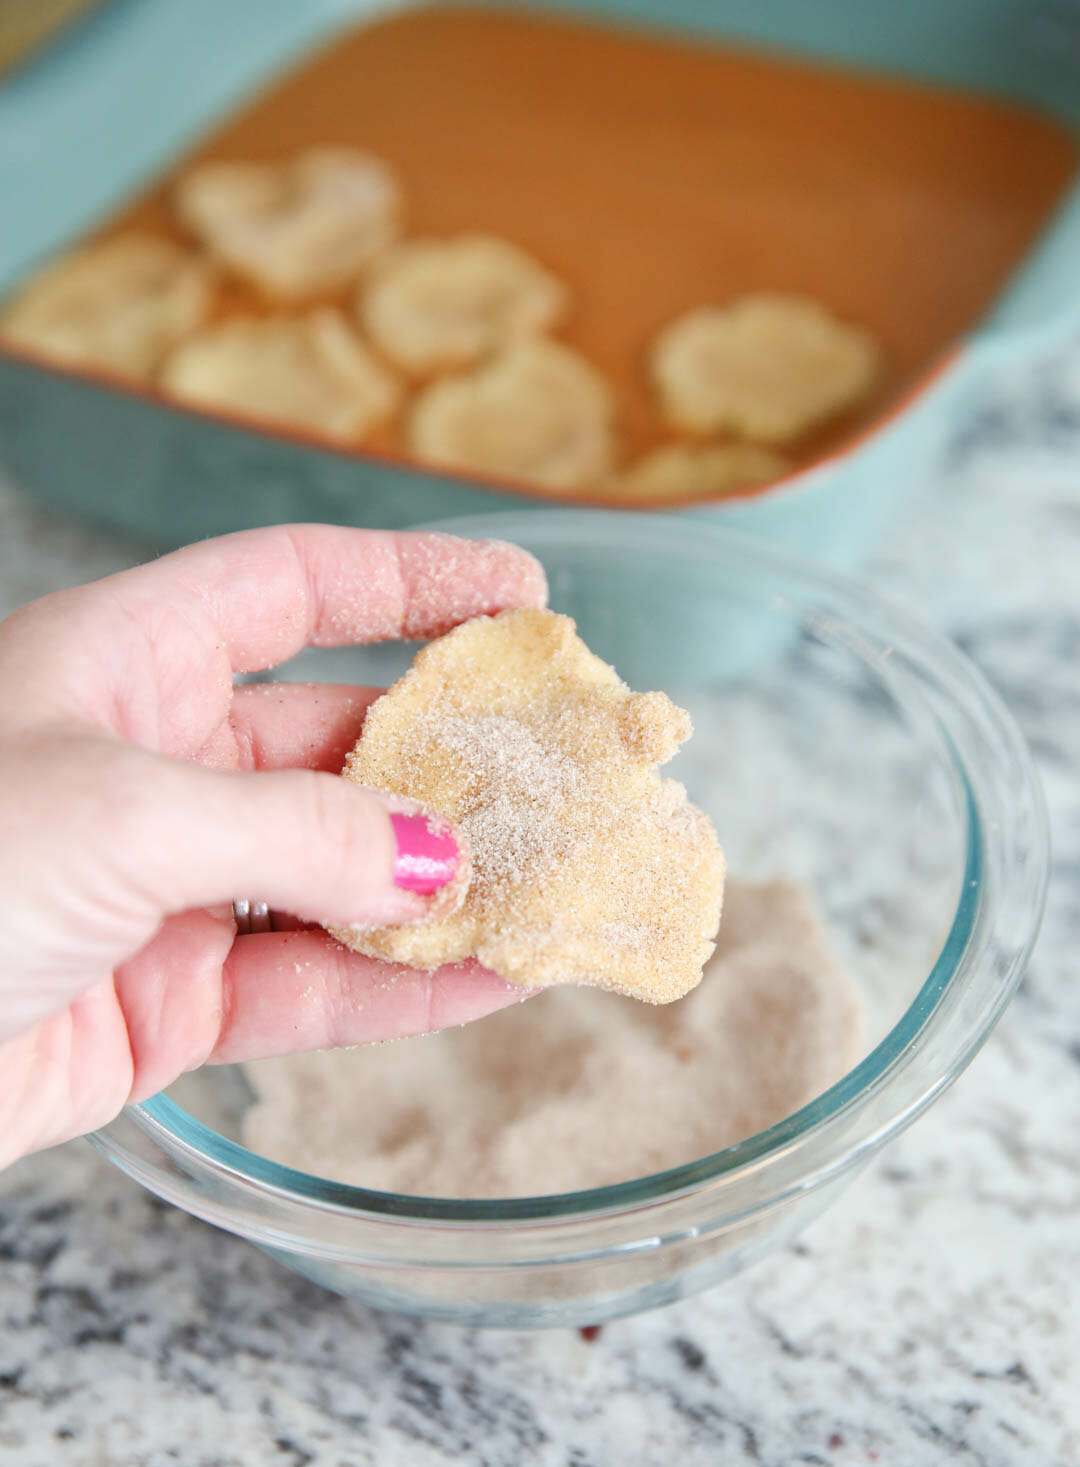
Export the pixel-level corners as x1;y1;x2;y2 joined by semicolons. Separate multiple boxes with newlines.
124;753;464;932
2;727;464;1038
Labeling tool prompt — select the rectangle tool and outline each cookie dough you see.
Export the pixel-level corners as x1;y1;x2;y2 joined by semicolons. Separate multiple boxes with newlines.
334;607;725;1003
0;233;213;379
160;308;400;441
603;442;790;502
407;339;616;491
650;293;880;443
359;234;569;375
175;147;402;299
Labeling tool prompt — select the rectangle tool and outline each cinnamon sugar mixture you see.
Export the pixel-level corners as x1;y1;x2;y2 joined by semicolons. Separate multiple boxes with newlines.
244;879;863;1197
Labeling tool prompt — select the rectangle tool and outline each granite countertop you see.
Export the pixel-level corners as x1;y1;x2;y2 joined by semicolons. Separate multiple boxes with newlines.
1;338;1079;1466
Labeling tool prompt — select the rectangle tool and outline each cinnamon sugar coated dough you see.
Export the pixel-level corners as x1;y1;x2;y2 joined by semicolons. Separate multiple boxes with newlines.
333;607;725;1003
175;147;402;299
650;293;880;443
0;233;213;378
359;234;569;375
407;339;616;491
246;880;863;1197
603;442;790;502
160;309;400;441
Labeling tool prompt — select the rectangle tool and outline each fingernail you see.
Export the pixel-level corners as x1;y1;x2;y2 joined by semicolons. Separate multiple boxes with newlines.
390;812;460;894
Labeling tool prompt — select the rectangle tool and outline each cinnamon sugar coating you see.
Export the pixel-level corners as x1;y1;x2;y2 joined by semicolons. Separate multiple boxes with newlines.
332;607;725;1003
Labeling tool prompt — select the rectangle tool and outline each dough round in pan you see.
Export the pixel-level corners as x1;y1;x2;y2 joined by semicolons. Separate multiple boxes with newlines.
175;147;402;299
601;441;790;503
650;293;880;444
359;233;569;375
160;309;401;441
0;233;214;379
332;607;725;1004
407;339;616;491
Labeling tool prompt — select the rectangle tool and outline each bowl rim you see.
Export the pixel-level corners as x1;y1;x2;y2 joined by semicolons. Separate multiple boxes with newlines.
94;513;1049;1246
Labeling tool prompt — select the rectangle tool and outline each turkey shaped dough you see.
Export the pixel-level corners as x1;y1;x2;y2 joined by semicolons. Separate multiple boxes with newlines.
334;608;725;1003
176;147;401;299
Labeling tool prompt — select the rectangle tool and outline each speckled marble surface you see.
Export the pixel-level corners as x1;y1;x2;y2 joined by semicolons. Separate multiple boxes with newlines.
1;335;1079;1466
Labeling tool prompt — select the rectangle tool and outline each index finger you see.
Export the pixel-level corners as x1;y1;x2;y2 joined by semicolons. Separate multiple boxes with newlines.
122;525;548;672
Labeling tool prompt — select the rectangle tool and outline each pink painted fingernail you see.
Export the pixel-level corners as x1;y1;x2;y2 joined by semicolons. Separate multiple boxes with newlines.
390;813;459;894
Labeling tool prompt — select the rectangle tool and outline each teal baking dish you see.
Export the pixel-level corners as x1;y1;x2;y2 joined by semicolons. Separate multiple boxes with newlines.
0;0;1079;560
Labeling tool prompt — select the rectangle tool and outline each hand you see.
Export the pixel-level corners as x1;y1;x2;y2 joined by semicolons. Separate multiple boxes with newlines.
0;524;546;1168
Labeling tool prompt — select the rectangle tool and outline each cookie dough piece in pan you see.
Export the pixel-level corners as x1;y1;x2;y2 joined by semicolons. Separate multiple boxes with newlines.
650;293;879;444
359;233;569;375
407;339;616;492
176;147;402;300
0;233;214;378
160;308;401;442
601;441;790;503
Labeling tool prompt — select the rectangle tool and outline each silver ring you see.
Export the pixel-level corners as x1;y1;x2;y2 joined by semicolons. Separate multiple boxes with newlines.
233;900;273;935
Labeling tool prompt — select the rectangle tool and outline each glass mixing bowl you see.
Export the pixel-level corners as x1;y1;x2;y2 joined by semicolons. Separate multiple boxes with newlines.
89;513;1048;1328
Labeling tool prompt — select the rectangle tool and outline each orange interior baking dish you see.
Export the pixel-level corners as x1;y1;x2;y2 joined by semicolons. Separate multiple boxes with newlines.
79;3;1077;483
